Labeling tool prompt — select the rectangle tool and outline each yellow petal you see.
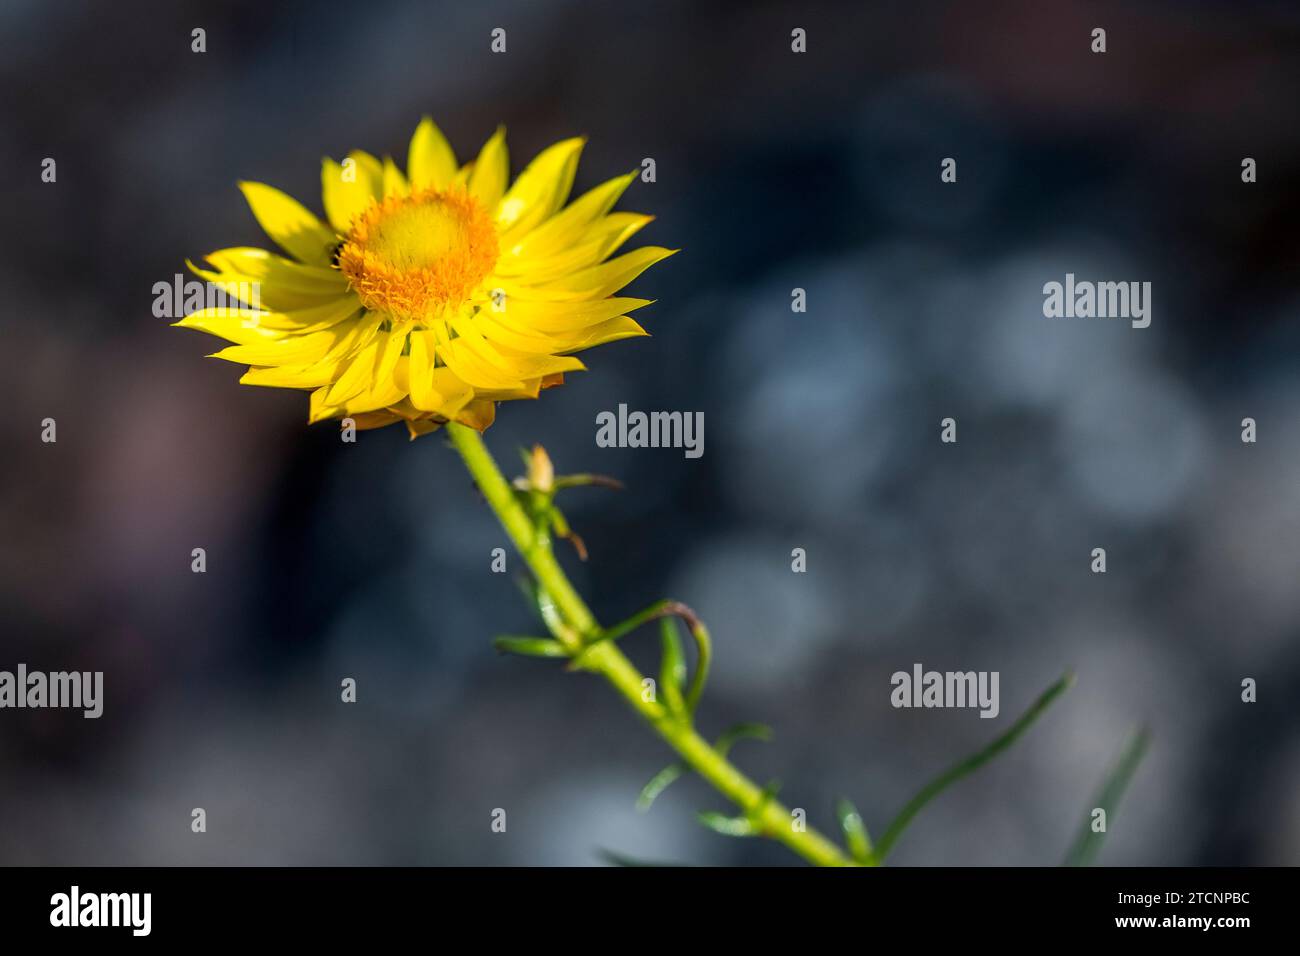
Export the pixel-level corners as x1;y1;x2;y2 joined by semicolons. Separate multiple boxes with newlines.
507;171;636;259
184;272;284;312
382;156;408;198
488;296;652;333
214;339;329;366
321;151;383;232
212;323;354;366
495;213;653;280
479;314;646;354
378;324;408;382
407;330;435;409
448;315;584;380
482;341;587;378
407;116;458;190
563;316;649;351
504;247;677;301
238;181;337;266
187;256;346;314
496;137;585;236
237;317;384;387
173;308;283;346
308;386;341;423
467;126;509;210
176;297;360;339
309;376;406;423
244;296;362;333
342;370;407;414
190;248;346;308
200;247;345;290
241;363;339;389
437;334;527;390
419;375;475;419
324;339;380;405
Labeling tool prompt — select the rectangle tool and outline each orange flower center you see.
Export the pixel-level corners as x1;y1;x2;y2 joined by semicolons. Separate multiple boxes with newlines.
338;187;498;319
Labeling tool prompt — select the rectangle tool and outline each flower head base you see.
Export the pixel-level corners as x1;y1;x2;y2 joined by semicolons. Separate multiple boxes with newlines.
338;187;498;319
176;119;675;438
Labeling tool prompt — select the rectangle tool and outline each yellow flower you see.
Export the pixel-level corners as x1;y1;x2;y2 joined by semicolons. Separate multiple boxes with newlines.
176;118;675;437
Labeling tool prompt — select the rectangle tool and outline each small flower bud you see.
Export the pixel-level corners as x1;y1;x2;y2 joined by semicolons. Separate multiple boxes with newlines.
527;444;555;494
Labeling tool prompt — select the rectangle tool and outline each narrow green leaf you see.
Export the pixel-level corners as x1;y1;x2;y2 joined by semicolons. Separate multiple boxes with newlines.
1063;726;1150;867
697;810;757;837
553;473;624;491
588;599;673;648
533;584;577;644
836;798;874;864
659;617;687;718
715;722;773;757
596;848;688;867
835;798;873;862
513;575;546;626
637;726;772;813
636;762;687;812
491;635;569;659
874;671;1075;862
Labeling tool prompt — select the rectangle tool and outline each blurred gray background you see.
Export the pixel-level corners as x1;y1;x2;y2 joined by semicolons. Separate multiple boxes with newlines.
2;0;1299;865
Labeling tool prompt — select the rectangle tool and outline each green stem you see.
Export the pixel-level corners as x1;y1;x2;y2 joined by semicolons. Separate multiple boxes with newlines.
446;422;857;867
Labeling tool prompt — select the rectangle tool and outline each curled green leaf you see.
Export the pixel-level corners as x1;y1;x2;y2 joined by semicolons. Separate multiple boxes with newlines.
578;600;712;714
682;614;711;715
659;617;688;718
